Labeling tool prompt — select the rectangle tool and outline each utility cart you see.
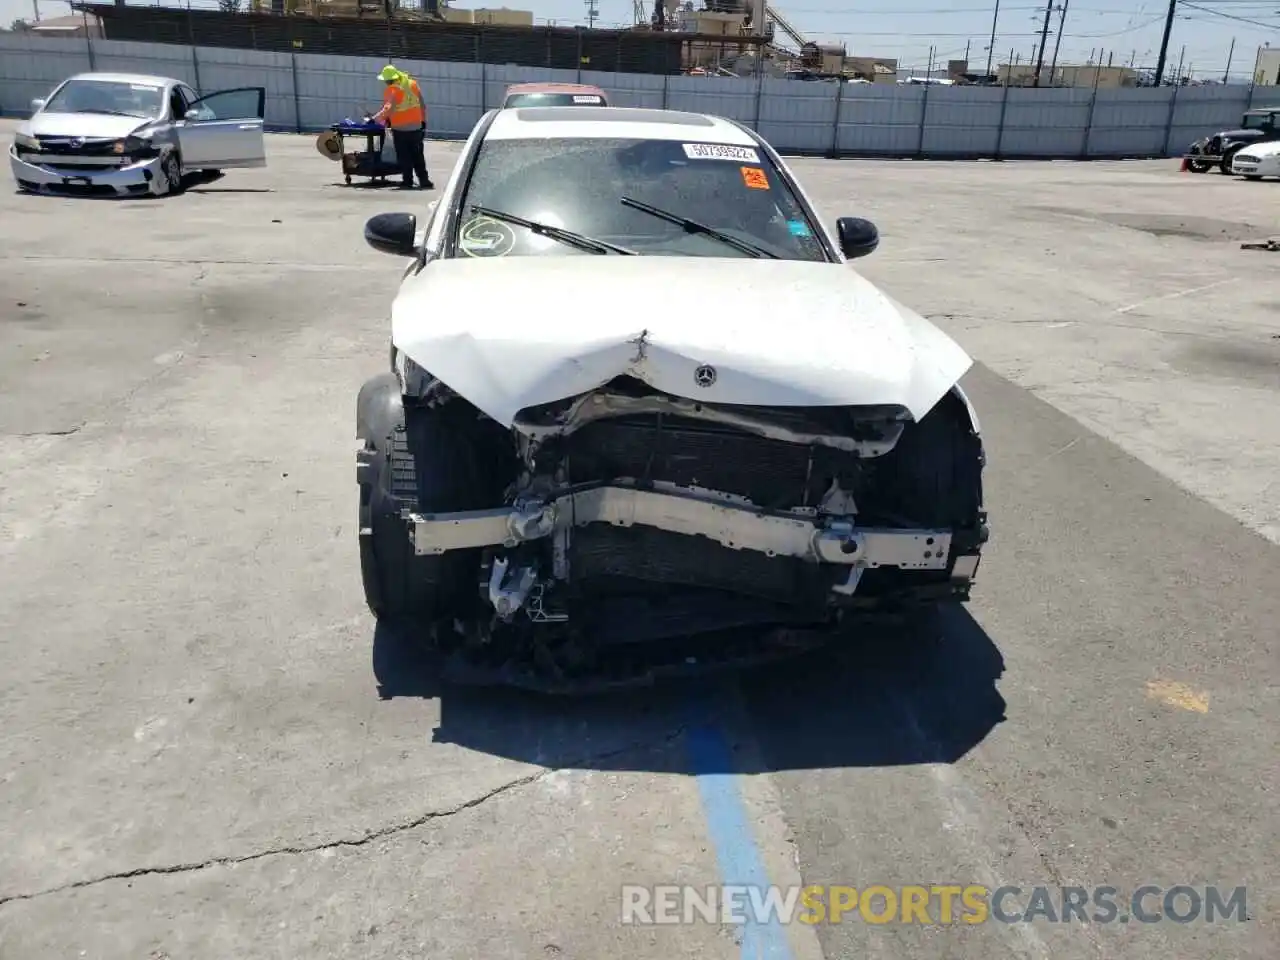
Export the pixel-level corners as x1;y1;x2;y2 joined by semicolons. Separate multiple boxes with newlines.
315;116;401;185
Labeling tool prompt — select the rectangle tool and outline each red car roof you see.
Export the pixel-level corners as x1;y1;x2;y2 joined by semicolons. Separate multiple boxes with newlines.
503;83;608;97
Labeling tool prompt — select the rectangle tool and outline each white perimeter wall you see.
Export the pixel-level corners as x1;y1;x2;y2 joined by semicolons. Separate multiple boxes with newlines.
3;34;1277;159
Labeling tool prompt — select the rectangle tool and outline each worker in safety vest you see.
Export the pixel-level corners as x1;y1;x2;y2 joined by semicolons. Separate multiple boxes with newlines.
372;64;433;190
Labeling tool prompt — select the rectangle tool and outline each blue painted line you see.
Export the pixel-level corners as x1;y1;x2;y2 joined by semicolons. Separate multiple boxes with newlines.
686;718;795;960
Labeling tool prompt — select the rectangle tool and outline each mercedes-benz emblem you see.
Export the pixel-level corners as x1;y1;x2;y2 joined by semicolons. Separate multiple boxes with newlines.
694;364;717;388
70;137;84;147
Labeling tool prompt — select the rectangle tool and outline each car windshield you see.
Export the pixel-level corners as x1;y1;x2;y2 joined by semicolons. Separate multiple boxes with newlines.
504;92;606;107
451;137;828;261
1241;113;1272;129
42;78;165;118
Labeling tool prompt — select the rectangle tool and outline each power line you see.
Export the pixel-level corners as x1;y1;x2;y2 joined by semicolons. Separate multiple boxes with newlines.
1180;0;1280;27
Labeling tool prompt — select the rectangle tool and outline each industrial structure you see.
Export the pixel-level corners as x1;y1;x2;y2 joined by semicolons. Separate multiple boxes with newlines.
998;61;1139;88
629;0;847;75
1256;46;1280;87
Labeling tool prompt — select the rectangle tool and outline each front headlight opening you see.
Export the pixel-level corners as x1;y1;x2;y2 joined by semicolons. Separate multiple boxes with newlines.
118;135;157;157
14;132;38;150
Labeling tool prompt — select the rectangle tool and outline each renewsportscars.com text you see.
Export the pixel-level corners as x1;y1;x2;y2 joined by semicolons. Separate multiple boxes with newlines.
620;884;1248;925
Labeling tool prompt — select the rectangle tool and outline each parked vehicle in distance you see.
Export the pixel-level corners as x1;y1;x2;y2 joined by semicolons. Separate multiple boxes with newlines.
500;83;609;108
354;106;989;692
1230;140;1280;180
10;72;267;197
1183;107;1279;174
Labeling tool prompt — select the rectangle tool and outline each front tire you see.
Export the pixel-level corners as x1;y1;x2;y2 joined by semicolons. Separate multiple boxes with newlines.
159;150;184;195
356;374;517;621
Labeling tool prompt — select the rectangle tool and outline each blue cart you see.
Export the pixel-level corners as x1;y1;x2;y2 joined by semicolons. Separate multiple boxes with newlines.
329;117;401;185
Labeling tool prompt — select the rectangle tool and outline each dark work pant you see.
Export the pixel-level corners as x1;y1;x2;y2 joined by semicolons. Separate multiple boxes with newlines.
390;126;429;187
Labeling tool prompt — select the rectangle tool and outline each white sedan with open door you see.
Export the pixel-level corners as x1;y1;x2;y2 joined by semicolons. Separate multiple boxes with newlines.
9;72;267;197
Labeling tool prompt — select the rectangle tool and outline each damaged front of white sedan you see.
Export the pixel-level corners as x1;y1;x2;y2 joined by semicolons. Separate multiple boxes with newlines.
355;106;989;692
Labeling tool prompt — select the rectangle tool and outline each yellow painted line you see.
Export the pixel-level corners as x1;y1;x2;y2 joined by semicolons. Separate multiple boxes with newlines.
1145;679;1210;714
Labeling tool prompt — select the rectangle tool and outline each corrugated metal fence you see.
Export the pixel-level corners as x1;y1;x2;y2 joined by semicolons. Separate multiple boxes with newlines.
2;33;1277;158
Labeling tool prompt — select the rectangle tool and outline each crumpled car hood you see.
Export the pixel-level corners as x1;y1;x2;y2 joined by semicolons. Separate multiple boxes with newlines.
23;112;150;140
391;255;972;426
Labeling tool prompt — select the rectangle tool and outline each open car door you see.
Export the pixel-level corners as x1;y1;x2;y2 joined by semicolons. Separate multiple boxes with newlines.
176;87;267;169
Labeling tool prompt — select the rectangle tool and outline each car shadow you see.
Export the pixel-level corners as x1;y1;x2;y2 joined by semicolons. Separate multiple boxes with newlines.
371;604;1006;774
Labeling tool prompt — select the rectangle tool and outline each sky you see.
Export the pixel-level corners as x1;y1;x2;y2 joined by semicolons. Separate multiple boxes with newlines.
5;0;1277;81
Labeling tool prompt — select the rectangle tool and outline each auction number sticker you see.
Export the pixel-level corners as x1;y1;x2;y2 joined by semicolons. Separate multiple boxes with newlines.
682;143;760;163
740;166;769;190
573;95;603;103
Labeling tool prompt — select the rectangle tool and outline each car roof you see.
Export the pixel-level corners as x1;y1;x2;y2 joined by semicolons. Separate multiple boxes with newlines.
503;82;606;96
1243;107;1277;115
484;107;756;145
66;72;177;87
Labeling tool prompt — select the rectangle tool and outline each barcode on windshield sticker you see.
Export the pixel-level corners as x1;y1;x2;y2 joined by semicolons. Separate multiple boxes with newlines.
682;143;760;163
573;95;603;103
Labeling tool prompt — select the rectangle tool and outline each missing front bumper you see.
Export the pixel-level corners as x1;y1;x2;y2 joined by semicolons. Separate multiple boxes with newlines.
407;484;953;571
9;148;162;196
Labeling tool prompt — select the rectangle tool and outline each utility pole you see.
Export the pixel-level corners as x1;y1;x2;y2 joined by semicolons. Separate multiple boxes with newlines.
1222;37;1234;83
1153;0;1177;86
1032;0;1054;87
1049;0;1069;85
1174;43;1185;84
584;0;598;30
985;0;1001;79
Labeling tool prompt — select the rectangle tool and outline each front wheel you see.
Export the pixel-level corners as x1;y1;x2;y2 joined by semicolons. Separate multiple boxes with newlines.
158;150;184;195
356;374;518;621
1185;158;1211;173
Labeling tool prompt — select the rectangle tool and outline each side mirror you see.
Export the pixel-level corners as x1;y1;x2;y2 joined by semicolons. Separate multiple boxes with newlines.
835;217;879;260
30;98;45;114
365;212;419;257
184;108;202;121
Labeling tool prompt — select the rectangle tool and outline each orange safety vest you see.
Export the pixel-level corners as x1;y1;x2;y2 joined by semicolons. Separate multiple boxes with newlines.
383;76;425;129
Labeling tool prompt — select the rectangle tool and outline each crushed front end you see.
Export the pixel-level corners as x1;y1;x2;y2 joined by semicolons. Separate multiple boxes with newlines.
403;373;987;691
10;133;165;197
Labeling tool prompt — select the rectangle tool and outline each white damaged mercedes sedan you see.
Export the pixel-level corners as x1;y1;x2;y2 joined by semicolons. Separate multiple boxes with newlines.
11;72;266;197
356;106;989;691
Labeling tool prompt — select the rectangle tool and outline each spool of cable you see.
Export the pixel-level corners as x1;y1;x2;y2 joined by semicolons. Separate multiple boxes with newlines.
315;131;342;161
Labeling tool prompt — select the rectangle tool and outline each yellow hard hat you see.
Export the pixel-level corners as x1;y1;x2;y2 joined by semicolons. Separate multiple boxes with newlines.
379;65;400;83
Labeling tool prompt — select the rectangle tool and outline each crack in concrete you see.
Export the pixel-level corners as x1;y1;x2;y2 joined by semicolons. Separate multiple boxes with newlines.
0;723;688;908
15;425;83;437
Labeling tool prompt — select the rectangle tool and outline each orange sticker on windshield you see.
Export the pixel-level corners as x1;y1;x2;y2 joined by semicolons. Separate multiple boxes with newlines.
741;166;769;190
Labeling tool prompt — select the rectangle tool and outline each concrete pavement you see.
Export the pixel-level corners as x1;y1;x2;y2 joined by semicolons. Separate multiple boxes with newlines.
0;123;1276;959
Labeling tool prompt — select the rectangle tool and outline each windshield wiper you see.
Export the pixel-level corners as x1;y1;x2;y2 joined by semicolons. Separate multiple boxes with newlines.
620;196;779;259
81;109;142;117
467;205;636;256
